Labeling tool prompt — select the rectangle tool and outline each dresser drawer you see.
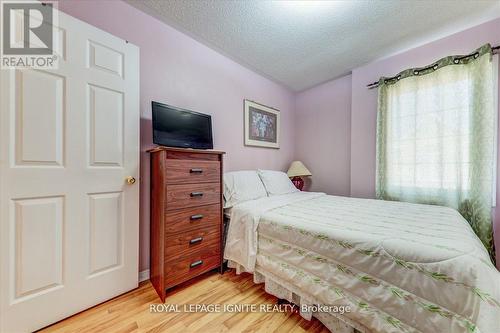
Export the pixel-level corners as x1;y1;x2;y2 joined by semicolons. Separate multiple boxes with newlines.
149;148;224;302
164;246;220;288
165;224;220;261
165;159;220;184
166;183;220;211
165;204;220;234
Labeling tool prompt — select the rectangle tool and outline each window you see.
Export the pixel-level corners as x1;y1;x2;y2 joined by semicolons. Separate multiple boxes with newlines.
378;54;497;204
376;46;498;256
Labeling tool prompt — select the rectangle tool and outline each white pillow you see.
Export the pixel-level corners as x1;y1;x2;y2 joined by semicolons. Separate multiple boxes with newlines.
223;171;268;208
257;169;299;196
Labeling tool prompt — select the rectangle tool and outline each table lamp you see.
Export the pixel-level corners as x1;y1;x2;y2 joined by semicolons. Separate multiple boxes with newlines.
287;161;312;191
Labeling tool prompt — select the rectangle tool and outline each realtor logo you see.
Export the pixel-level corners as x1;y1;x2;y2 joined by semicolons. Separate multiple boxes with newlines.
1;0;58;68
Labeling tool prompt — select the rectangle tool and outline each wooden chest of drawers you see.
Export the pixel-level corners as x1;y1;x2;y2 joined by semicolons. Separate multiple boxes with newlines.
148;147;225;302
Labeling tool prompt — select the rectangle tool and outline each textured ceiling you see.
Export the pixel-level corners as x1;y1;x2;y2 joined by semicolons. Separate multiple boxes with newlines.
126;0;500;91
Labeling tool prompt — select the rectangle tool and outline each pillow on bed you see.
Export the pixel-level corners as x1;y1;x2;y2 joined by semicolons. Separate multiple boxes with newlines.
257;169;299;196
223;171;268;208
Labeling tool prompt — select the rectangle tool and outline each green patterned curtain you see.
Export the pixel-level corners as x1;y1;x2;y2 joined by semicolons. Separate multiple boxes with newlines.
376;44;498;263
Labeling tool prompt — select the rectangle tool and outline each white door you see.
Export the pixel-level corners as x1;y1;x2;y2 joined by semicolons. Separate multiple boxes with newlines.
0;9;140;333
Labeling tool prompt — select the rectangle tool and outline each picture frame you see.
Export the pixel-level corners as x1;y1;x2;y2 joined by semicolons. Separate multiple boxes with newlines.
244;99;280;149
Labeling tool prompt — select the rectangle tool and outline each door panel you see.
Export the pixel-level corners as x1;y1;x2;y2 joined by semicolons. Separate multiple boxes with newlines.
88;84;124;167
0;9;139;333
88;40;124;78
88;191;123;276
13;196;64;301
15;69;65;167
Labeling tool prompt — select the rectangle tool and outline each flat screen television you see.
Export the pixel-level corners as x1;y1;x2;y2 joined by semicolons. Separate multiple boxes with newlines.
152;101;213;149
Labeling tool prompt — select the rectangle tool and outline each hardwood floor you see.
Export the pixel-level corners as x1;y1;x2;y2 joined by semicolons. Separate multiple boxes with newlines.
40;269;329;333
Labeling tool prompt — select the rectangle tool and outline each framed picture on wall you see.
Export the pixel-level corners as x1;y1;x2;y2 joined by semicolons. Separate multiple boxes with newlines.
244;99;280;149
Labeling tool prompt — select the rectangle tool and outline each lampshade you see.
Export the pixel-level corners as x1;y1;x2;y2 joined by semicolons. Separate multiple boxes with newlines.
287;161;312;178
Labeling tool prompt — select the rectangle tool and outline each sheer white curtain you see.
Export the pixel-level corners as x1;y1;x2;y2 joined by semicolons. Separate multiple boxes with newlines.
376;46;498;258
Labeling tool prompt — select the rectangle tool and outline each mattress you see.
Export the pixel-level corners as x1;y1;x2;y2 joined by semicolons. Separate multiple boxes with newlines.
224;192;500;333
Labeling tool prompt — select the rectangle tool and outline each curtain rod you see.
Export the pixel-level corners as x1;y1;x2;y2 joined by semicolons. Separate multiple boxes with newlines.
366;45;500;89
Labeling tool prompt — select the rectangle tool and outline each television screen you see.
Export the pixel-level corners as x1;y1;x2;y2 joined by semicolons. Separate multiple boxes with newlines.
152;102;213;149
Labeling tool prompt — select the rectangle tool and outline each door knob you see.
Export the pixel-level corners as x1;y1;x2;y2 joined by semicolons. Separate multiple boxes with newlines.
126;176;136;185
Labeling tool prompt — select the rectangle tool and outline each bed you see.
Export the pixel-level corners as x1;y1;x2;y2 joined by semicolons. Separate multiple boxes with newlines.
223;171;500;333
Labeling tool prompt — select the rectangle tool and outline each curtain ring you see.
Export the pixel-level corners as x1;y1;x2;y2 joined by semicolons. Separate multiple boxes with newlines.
433;64;438;70
397;75;401;80
474;53;479;59
453;59;460;64
414;70;419;75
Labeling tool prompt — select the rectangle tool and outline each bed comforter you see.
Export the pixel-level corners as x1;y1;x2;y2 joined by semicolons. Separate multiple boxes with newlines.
224;192;500;333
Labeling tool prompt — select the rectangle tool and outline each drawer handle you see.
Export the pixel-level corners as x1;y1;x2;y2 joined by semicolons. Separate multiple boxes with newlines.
190;214;204;220
189;237;203;244
190;260;203;268
190;192;203;197
190;168;203;173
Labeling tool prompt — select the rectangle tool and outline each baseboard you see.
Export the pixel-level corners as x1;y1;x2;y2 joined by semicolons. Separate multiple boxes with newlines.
139;269;150;283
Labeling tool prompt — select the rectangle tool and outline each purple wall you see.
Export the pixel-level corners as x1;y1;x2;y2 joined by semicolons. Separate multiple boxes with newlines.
295;75;352;195
58;0;296;271
59;0;500;270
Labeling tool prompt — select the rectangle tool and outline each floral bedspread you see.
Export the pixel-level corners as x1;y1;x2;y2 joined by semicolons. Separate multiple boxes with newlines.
224;192;500;333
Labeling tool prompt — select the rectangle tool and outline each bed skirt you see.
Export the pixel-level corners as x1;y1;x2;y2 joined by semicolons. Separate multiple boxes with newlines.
228;260;370;333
